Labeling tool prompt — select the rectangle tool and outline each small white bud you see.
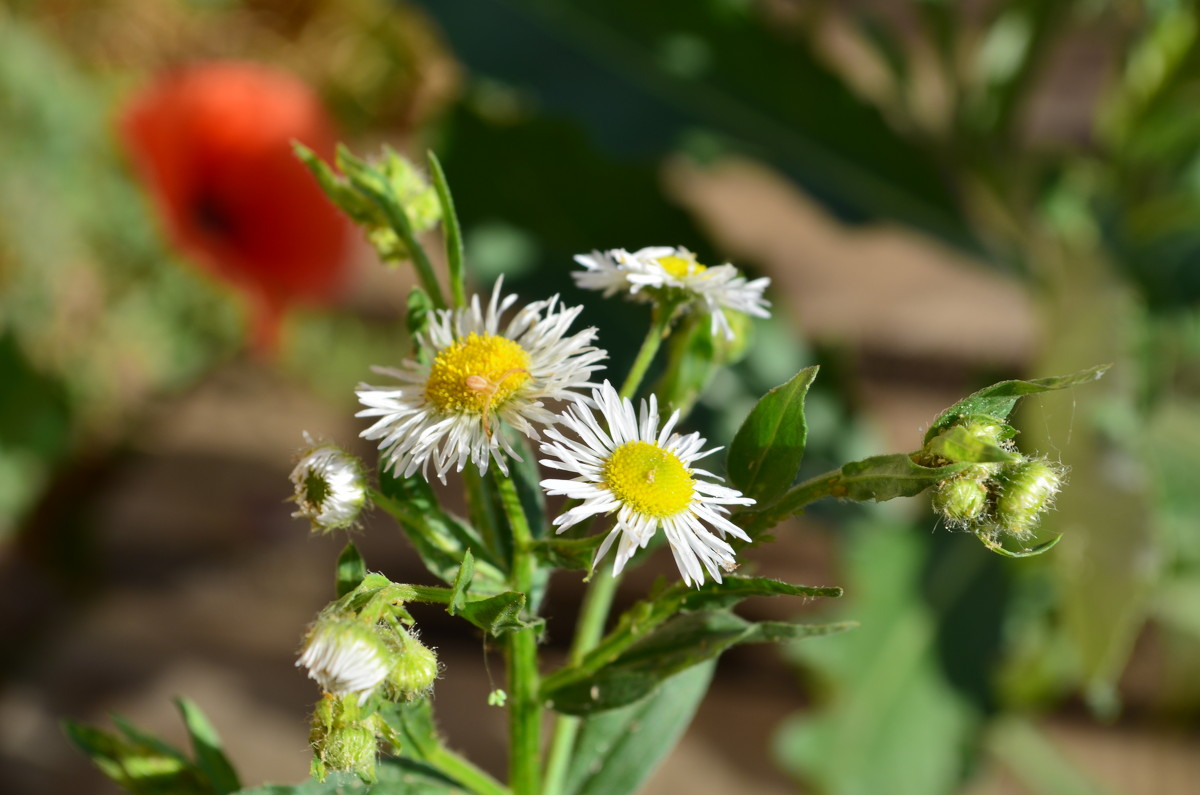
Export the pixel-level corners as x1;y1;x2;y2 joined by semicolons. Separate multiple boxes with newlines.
290;436;367;533
297;618;390;705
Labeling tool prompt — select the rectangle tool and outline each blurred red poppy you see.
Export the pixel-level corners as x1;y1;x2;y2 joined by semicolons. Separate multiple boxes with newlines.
121;61;349;353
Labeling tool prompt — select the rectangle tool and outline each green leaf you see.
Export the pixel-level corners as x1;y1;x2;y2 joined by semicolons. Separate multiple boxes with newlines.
924;423;1019;464
562;661;715;795
447;549;475;615
175;698;241;795
834;453;973;502
544;609;850;715
405;288;433;350
64;718;208;795
923;365;1110;445
427;152;466;308
533;534;604;570
727;366;819;506
336;542;368;598
374;470;506;589
456;591;538;636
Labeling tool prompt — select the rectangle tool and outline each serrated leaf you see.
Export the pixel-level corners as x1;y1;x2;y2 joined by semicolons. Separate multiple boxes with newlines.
923;365;1110;444
563;661;715;795
175;698;240;795
727;366;819;506
336;542;367;598
456;591;538;636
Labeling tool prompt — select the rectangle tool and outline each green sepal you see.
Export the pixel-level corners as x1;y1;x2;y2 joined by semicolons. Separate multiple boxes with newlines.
923;423;1019;465
336;542;368;598
727;366;818;506
374;469;507;590
561;661;715;795
976;531;1064;558
543;609;852;715
923;364;1110;445
175;697;241;795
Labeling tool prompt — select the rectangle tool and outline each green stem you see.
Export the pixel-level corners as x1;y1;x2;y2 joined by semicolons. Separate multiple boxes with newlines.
496;474;541;795
618;305;675;400
426;744;513;795
734;469;841;538
544;311;674;795
361;185;447;310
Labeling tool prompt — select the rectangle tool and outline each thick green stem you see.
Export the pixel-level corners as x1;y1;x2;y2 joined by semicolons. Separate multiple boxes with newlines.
496;475;541;795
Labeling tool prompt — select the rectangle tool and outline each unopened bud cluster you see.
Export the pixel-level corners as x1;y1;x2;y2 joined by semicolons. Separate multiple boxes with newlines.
926;419;1065;545
298;608;439;780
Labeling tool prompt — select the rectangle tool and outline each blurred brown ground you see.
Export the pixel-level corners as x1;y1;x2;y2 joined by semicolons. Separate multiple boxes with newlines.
2;117;1198;795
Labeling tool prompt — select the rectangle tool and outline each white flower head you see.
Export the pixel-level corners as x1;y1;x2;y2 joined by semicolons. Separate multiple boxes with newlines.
573;246;770;340
539;381;754;587
298;619;391;705
357;278;606;484
290;436;367;533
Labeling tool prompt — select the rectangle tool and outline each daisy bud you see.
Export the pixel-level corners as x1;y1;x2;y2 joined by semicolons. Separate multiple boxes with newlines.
993;458;1065;540
290;439;367;533
309;695;377;782
932;475;989;525
297;617;390;704
382;628;439;701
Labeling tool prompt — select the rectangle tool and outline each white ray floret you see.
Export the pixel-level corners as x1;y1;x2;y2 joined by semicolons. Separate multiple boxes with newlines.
539;381;754;587
357;278;606;483
572;246;770;340
297;620;391;705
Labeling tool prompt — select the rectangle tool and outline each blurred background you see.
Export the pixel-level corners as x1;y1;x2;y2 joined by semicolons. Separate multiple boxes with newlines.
2;0;1200;793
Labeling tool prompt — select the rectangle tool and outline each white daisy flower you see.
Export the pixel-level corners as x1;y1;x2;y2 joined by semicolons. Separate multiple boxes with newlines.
290;436;367;533
573;246;770;340
357;278;606;483
539;381;755;587
298;619;391;705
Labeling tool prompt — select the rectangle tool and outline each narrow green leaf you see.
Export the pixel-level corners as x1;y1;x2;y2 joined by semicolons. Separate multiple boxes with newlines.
727;366;819;506
427;152;466;308
835;453;973;502
563;661;715;795
175;698;241;795
64;719;206;795
335;542;367;598
543;610;850;715
924;365;1110;444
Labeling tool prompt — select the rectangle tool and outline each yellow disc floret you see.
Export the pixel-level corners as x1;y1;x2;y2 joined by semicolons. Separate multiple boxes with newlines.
603;440;695;518
424;334;532;414
657;254;706;279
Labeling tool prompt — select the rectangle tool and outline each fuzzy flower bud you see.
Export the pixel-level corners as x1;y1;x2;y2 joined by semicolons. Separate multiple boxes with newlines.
381;628;439;701
290;437;367;533
932;475;989;525
297;618;390;705
309;695;377;782
993;458;1065;540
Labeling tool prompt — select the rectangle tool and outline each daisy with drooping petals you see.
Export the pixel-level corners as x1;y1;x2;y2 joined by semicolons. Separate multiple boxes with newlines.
357;279;606;483
539;381;754;587
573;246;770;340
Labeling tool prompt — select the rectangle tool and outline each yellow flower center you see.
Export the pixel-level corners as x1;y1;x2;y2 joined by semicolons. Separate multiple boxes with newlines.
603;440;695;518
424;333;532;414
657;254;706;279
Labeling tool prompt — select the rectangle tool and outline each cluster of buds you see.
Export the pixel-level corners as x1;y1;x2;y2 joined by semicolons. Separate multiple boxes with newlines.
923;418;1066;550
295;143;441;263
297;607;439;780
